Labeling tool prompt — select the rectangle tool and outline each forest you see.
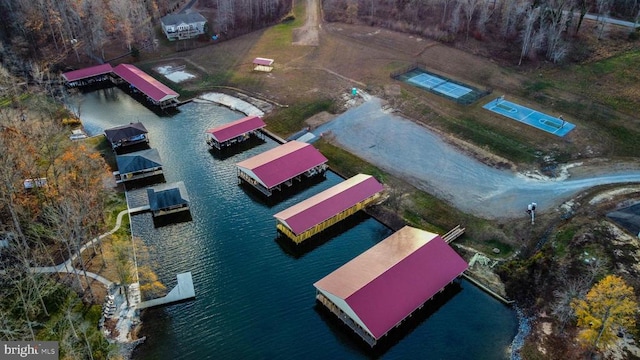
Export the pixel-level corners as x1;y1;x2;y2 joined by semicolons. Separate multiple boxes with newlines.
323;0;640;64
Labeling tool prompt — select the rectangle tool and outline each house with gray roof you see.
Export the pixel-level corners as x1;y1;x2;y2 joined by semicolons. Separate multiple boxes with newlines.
160;12;207;41
104;122;149;152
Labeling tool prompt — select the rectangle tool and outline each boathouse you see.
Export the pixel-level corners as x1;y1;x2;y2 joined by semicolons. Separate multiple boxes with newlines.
313;226;468;347
62;63;113;88
253;58;274;72
112;64;179;109
147;181;190;217
236;141;328;197
206;115;266;150
274;174;384;243
104;122;149;152
114;148;163;183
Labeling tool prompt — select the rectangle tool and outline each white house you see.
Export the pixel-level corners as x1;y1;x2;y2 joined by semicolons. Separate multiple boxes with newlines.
160;12;207;41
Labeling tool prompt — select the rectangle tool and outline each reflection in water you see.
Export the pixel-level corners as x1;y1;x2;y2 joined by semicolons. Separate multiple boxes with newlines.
75;88;517;360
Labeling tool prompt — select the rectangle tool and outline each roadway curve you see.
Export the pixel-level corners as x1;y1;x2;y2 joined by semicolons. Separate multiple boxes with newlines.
314;97;640;219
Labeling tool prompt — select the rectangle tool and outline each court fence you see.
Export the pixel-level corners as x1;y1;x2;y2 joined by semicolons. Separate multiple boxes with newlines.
391;63;492;105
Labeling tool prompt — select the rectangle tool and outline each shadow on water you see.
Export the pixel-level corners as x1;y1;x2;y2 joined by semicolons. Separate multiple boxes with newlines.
275;211;372;259
152;211;193;228
114;143;151;155
314;281;464;358
122;175;167;191
238;174;328;209
208;137;267;161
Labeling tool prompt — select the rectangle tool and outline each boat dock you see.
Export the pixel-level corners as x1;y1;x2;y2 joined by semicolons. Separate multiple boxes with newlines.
136;272;196;309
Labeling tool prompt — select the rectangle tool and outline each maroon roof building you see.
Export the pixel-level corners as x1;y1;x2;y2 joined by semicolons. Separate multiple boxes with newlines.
313;226;468;346
113;64;179;109
61;64;113;87
236;141;328;197
274;174;384;243
206;115;266;150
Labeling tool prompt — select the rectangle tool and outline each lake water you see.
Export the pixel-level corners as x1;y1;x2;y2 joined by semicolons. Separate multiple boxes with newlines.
76;88;518;360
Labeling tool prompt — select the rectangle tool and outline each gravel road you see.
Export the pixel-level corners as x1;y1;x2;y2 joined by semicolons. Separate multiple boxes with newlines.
314;97;640;219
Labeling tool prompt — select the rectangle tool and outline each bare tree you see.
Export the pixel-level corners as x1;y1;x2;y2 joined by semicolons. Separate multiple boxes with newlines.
519;6;541;65
461;0;482;38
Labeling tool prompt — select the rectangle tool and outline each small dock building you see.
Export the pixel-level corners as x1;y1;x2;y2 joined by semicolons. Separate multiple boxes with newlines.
274;174;384;244
62;64;113;88
147;181;190;217
236;141;328;197
104;122;149;152
114;148;163;183
206;115;266;150
313;226;468;347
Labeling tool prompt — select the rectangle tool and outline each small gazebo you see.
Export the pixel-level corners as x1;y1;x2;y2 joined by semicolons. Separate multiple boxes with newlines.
253;58;274;72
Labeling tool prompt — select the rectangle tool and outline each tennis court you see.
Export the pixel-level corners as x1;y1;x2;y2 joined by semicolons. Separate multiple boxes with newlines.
483;98;575;137
393;67;488;104
407;73;473;98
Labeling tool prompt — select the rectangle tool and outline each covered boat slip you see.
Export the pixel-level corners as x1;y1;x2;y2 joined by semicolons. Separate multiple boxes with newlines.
104;122;149;152
274;174;384;244
147;181;190;217
113;64;179;109
313;226;468;347
235;141;328;197
114;148;164;184
61;63;114;87
61;63;180;109
206;115;266;150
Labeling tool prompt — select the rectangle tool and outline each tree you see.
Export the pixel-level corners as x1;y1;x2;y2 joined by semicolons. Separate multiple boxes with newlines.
571;275;638;351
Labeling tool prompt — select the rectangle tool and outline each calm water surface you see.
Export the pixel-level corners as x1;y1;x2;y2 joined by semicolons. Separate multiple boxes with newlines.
76;88;517;360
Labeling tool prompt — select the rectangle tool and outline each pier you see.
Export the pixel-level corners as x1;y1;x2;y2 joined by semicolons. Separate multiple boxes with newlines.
136;272;196;309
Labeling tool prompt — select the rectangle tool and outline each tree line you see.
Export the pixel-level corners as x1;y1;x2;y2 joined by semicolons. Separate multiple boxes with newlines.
323;0;640;64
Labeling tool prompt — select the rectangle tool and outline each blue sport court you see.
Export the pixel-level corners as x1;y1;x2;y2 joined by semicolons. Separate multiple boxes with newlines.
407;73;472;99
394;67;489;104
483;98;575;137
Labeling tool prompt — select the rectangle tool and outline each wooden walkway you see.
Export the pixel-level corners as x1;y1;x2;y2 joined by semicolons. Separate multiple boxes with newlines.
443;225;465;243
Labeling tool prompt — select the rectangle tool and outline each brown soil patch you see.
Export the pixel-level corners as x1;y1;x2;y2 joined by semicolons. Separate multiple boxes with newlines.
305;111;336;129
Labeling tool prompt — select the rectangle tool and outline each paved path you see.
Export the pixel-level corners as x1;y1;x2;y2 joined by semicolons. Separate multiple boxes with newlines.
314;97;640;219
30;209;130;286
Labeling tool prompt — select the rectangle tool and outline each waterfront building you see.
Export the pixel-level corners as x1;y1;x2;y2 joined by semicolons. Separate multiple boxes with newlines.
236;141;328;197
206;115;266;150
104;122;149;153
112;64;180;109
114;148;163;183
274;174;384;243
313;226;469;346
61;63;113;88
147;181;190;217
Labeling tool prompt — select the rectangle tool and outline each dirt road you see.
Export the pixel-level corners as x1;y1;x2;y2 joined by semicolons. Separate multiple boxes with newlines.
314;97;640;219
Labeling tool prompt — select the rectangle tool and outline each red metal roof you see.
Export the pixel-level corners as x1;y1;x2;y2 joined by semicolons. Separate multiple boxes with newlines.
113;64;178;102
314;226;468;340
62;64;113;82
253;57;274;66
274;174;383;234
236;141;328;189
206;116;266;143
